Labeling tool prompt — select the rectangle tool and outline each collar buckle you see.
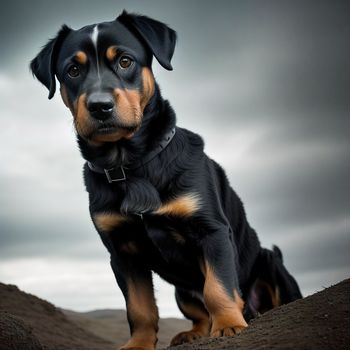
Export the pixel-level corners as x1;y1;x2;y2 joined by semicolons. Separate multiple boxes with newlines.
104;166;126;183
87;127;176;184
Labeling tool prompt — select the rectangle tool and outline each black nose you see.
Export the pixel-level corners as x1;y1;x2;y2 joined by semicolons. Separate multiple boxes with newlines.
87;93;114;120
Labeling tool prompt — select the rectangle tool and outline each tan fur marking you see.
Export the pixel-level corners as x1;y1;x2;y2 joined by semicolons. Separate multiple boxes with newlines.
106;46;118;61
140;67;155;110
75;51;87;65
73;92;132;144
261;280;281;308
113;88;143;127
60;84;72;111
171;320;209;346
75;93;94;139
93;212;128;232
203;262;248;336
124;278;158;350
274;286;281;307
253;279;281;313
171;297;209;345
155;194;200;217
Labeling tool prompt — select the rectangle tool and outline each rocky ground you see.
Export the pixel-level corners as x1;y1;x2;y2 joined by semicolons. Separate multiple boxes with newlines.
0;279;349;350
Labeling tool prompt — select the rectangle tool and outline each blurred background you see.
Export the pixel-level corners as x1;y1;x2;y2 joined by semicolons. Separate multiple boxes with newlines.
0;0;349;317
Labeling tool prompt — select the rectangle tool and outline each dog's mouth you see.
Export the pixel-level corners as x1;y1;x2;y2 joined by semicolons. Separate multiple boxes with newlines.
96;121;119;134
86;120;139;143
96;120;138;133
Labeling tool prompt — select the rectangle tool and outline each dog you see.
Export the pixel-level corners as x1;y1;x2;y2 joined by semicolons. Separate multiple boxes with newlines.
30;11;302;350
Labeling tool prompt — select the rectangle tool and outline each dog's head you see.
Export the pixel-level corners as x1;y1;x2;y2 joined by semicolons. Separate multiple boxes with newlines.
30;11;176;144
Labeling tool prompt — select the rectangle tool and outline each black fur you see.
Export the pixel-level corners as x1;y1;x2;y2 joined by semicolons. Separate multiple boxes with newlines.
118;11;177;70
30;25;72;99
31;11;302;348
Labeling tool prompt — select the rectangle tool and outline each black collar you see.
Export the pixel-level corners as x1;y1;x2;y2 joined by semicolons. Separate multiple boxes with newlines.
87;128;176;183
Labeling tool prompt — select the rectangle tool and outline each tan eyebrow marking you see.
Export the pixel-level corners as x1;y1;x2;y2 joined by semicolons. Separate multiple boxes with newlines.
106;46;118;61
75;51;88;65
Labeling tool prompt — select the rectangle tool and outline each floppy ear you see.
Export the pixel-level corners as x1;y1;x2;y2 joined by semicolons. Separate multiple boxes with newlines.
117;11;177;70
30;25;72;99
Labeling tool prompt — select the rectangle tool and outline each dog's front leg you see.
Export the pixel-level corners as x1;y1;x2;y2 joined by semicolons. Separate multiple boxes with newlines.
201;230;248;336
110;254;159;350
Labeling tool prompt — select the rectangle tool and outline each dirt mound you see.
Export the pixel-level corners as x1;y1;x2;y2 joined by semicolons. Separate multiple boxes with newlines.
164;278;350;350
0;282;189;349
0;311;44;350
0;279;349;350
0;283;114;350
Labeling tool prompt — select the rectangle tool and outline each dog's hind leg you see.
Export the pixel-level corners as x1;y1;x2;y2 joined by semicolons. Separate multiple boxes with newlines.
170;288;210;346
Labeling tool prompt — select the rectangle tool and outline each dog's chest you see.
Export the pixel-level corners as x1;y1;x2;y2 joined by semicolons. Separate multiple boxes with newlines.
93;192;201;260
93;191;201;231
140;217;204;288
90;180;205;288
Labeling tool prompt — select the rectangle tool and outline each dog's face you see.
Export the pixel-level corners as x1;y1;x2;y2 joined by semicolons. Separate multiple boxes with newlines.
31;12;176;144
57;21;154;144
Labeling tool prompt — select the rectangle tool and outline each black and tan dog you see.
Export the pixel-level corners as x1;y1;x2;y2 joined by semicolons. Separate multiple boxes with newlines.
31;11;302;350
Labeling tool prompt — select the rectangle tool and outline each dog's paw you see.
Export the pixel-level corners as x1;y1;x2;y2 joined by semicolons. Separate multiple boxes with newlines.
117;333;157;350
211;324;246;337
170;330;204;346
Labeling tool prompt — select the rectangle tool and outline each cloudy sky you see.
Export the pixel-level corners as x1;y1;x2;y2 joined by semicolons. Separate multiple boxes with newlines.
0;0;349;317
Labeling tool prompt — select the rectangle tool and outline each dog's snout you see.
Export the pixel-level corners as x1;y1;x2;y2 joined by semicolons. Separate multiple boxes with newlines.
87;93;114;120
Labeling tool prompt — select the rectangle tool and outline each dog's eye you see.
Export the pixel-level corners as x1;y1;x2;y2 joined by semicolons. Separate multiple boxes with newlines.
119;56;133;69
67;65;80;78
